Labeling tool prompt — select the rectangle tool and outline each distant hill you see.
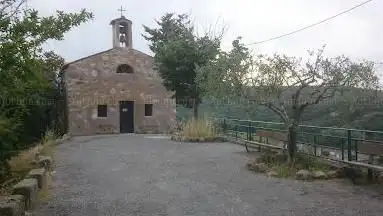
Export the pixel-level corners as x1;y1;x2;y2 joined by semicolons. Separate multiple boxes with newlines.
177;87;383;131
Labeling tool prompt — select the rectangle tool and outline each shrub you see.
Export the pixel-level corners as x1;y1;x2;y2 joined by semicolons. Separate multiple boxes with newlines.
179;118;217;140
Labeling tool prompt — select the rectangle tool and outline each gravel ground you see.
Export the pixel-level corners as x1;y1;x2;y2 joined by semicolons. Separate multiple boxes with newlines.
35;134;383;216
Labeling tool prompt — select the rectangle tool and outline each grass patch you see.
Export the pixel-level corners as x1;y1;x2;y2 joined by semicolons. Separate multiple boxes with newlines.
178;118;218;141
40;141;56;159
250;151;333;179
1;147;40;195
252;151;381;184
1;129;57;195
298;154;331;172
8;129;56;173
8;145;41;173
39;129;57;158
271;163;295;178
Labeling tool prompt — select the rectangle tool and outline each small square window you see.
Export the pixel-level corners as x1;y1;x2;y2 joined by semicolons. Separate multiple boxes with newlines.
97;105;107;117
145;104;153;116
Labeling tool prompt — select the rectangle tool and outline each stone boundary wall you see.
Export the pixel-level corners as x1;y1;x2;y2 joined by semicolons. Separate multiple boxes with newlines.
0;134;71;216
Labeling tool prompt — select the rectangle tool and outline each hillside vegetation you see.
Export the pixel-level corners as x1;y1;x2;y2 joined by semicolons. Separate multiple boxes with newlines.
178;87;383;131
0;0;93;182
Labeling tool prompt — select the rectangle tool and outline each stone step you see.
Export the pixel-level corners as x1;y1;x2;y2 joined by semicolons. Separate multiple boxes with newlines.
12;179;38;211
27;168;47;190
0;195;25;216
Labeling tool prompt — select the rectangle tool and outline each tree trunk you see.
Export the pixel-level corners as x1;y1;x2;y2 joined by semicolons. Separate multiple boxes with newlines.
287;124;298;163
193;98;199;119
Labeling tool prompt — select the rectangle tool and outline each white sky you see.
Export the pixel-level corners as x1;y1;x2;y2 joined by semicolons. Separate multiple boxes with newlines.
29;0;383;73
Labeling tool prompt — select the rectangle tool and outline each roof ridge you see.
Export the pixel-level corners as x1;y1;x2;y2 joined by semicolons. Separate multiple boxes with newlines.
60;48;153;72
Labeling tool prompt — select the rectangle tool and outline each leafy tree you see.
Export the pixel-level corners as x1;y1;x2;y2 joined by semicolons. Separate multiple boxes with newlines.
143;13;221;118
0;0;93;179
198;40;379;162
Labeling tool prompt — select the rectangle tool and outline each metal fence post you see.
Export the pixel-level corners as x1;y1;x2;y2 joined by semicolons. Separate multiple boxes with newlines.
347;130;352;161
355;140;358;161
341;138;345;161
235;125;238;140
313;135;317;157
249;121;252;141
223;119;227;135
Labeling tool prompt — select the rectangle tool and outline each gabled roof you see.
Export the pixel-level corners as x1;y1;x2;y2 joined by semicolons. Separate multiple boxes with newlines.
61;48;114;71
133;48;153;59
60;47;153;72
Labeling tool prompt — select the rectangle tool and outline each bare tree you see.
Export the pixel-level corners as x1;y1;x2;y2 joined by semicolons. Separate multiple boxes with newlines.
254;46;379;161
198;41;379;162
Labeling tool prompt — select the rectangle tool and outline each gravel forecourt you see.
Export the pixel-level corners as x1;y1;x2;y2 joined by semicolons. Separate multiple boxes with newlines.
35;134;383;216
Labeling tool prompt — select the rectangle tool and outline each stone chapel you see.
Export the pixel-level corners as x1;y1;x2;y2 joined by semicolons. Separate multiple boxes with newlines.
62;14;176;136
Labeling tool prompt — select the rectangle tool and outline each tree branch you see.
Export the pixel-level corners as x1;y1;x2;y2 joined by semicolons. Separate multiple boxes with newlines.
259;101;289;123
300;84;336;110
292;77;316;108
1;0;25;20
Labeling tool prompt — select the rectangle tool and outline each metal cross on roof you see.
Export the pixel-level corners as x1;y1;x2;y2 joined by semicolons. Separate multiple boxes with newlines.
118;6;126;17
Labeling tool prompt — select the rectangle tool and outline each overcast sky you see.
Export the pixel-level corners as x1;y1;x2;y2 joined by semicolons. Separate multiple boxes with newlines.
29;0;383;72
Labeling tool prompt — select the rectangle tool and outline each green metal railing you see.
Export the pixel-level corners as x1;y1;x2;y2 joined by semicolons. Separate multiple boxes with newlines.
211;117;383;163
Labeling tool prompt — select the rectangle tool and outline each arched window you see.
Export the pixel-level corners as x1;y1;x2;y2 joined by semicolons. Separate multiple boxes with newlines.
116;64;134;73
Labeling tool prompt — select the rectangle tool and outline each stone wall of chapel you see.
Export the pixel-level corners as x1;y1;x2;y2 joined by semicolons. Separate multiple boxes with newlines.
65;48;176;135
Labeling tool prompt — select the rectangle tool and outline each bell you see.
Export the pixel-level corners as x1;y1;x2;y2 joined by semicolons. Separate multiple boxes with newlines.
120;25;128;34
119;26;125;33
119;34;127;43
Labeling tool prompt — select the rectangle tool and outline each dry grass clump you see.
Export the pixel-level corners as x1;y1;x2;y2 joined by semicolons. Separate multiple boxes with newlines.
40;129;57;157
178;118;218;141
8;145;42;173
8;129;56;173
1;129;57;195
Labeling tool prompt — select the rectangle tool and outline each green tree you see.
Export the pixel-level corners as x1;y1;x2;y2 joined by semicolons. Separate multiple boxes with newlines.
143;13;221;118
0;0;93;179
198;40;379;162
